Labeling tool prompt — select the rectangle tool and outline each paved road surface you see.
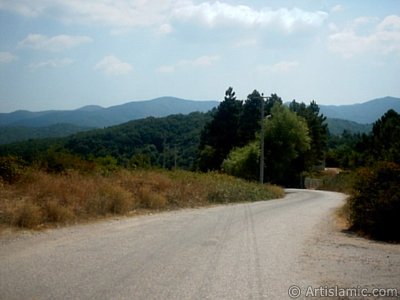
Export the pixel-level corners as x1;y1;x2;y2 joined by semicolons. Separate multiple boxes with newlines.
1;189;399;299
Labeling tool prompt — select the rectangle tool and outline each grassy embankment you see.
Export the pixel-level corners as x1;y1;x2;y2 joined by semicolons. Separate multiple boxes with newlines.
0;168;284;230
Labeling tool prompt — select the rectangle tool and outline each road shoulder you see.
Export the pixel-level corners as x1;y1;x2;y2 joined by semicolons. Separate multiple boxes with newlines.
300;200;400;298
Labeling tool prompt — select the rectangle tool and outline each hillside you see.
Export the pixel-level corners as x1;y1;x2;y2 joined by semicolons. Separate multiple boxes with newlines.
325;118;372;135
0;97;218;128
320;96;400;124
0;124;93;145
0;112;212;170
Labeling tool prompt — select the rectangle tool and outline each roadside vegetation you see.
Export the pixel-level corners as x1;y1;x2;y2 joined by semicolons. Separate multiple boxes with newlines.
322;109;400;242
0;159;283;229
0;87;399;241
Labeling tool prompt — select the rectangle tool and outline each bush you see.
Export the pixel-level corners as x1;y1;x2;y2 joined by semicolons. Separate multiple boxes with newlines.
0;156;24;184
44;200;75;223
222;142;259;181
14;202;43;228
348;162;400;241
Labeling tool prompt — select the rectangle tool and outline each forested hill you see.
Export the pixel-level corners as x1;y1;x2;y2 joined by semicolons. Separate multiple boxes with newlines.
0;124;93;145
0;112;212;170
325;118;372;135
0;97;218;128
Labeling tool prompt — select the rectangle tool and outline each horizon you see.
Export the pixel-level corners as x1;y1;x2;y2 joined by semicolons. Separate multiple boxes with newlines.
1;95;399;114
1;1;399;112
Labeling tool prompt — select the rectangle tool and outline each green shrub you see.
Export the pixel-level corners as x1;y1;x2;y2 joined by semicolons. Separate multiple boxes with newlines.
222;142;259;181
348;162;400;241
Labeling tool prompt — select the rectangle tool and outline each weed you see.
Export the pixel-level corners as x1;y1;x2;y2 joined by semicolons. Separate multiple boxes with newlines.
0;168;284;229
14;202;43;228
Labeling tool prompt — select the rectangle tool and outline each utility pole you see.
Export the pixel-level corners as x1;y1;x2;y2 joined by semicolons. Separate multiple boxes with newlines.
260;94;272;184
260;94;265;184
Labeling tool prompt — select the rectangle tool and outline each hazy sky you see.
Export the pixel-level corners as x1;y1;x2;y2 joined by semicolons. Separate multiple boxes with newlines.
0;0;399;112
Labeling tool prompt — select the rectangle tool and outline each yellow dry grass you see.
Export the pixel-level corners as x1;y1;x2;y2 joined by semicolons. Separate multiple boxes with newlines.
0;169;283;229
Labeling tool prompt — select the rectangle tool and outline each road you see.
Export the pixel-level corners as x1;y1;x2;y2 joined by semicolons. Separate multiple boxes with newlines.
1;189;399;299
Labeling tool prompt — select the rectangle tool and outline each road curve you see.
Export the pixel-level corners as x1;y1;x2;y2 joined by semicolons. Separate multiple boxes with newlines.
1;189;399;299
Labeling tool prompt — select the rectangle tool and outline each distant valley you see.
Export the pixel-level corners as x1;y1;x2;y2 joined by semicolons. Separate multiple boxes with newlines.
0;96;399;144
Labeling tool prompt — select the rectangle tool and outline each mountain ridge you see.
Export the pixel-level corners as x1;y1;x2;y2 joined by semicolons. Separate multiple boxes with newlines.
0;97;219;128
319;96;400;124
0;96;399;145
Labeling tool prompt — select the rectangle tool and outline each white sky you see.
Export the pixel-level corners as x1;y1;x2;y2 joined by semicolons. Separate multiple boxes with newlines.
0;0;399;112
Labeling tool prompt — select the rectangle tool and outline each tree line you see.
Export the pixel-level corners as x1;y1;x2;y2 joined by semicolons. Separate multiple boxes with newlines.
197;87;328;186
1;87;398;185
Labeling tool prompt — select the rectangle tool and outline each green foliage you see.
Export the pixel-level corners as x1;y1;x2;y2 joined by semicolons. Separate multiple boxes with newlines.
326;130;365;168
326;109;400;169
370;109;400;164
65;112;210;170
237;90;263;146
94;156;119;175
348;162;400;241
237;91;282;147
264;103;311;185
0;138;63;163
222;142;259;181
325;118;372;136
0;112;211;171
198;88;283;173
0;124;92;145
198;87;243;171
290;100;328;168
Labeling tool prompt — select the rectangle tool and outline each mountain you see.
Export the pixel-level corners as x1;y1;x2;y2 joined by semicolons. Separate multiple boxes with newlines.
76;105;105;112
325;118;372;136
1;96;399;144
0;97;218;128
320;96;400;124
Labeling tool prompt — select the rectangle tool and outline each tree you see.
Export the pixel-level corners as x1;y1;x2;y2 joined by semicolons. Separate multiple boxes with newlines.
222;141;259;181
265;93;283;115
289;100;328;169
264;103;311;186
197;87;243;171
237;90;263;146
237;91;283;147
370;109;400;164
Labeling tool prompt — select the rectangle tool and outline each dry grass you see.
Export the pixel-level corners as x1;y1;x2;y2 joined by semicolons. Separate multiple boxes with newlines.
0;169;284;229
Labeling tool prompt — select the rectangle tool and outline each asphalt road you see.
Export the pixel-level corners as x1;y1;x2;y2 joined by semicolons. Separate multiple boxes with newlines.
1;189;399;299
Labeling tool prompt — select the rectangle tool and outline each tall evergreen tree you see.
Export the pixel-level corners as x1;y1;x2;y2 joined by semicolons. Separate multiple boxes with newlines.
197;87;243;171
237;90;263;146
371;109;400;164
265;93;283;115
237;92;283;147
